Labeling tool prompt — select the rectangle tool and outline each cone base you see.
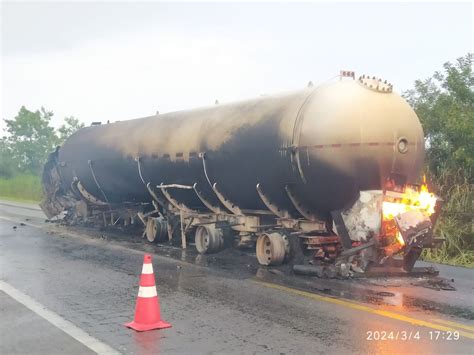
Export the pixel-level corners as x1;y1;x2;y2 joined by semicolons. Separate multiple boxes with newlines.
124;320;172;332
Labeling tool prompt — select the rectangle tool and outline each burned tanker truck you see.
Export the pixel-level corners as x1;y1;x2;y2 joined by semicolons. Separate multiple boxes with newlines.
40;71;442;275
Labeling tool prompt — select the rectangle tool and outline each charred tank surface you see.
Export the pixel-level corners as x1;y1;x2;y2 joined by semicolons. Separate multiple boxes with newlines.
41;73;438;277
53;76;424;214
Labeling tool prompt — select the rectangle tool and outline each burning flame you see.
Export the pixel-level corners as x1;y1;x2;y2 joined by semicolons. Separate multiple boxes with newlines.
383;184;437;219
382;177;437;247
395;231;406;246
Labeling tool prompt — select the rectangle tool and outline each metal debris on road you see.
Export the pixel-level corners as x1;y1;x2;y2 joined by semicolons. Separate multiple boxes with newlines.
411;278;457;291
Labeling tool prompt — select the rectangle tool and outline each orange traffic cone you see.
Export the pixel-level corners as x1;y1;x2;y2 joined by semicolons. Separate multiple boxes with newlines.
125;254;172;331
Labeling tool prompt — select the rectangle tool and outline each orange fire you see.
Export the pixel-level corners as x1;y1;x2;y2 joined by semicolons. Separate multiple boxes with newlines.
382;178;437;247
383;184;437;219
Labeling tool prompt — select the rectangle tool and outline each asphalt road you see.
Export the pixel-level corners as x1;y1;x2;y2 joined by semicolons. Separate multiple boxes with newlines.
0;200;473;354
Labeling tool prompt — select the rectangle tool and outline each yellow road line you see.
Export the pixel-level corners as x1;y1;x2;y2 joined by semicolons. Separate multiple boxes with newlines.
251;279;474;340
430;318;474;332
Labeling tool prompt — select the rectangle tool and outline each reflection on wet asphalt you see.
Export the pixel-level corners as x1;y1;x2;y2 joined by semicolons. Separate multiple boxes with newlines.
70;223;474;321
0;202;473;354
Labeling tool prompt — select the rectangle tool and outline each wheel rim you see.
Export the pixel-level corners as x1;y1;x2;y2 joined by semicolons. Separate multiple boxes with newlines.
146;218;167;243
195;225;224;254
146;218;156;242
256;233;287;266
195;226;210;253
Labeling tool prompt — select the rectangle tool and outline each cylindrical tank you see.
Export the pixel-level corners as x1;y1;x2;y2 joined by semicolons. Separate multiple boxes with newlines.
57;76;424;216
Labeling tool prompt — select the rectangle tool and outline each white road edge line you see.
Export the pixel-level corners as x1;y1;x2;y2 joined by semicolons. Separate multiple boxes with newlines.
0;280;119;355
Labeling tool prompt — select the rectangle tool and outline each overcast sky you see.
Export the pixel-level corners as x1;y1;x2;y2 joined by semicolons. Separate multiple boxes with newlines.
1;1;472;131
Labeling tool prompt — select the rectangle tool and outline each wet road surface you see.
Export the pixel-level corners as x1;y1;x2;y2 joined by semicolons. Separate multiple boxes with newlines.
0;200;473;354
0;291;95;355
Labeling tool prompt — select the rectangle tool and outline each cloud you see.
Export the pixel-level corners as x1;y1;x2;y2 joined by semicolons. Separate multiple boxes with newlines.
2;1;472;134
2;28;279;131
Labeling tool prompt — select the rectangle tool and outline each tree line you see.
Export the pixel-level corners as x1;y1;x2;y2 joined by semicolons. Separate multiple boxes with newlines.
403;53;473;265
404;53;473;182
0;107;84;178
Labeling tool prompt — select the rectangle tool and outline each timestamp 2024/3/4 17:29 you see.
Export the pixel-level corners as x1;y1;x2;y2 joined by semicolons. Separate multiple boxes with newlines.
366;330;461;341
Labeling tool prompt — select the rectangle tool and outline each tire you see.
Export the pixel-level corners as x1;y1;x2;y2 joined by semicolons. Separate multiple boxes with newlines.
145;217;168;243
256;232;289;266
195;225;224;254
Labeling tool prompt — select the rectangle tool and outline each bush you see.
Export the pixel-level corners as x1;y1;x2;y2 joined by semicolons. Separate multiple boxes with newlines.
422;169;473;267
404;53;473;267
0;174;43;202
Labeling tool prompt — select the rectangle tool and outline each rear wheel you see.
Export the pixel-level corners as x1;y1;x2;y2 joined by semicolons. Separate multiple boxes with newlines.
195;225;224;254
256;232;289;266
145;217;168;243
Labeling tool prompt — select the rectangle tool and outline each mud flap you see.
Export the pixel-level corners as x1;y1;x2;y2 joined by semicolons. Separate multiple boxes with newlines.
394;210;433;272
330;210;352;250
403;246;422;272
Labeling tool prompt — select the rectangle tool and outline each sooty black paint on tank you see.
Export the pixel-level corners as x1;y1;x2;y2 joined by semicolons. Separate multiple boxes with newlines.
51;77;425;218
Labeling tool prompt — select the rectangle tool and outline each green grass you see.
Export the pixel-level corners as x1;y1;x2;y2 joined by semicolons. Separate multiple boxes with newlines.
0;174;43;202
421;212;474;268
421;171;473;268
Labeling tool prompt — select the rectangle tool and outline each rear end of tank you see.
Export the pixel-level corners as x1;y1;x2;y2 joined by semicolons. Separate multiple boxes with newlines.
296;73;441;272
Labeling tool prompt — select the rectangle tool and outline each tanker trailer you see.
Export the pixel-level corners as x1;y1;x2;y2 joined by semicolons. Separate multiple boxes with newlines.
40;71;441;275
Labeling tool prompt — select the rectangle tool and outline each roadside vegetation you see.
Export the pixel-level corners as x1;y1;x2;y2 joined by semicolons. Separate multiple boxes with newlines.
0;108;84;202
404;53;473;267
1;54;472;267
0;174;42;202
